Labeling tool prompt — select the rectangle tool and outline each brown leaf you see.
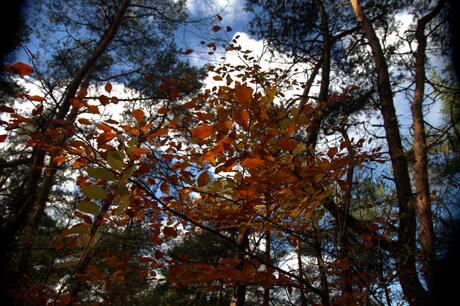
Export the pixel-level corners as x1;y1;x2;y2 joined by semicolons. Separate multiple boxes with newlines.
235;84;252;104
197;172;210;187
105;82;112;93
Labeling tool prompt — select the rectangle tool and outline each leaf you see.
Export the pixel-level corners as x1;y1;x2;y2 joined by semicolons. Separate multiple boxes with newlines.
77;201;100;215
235;84;253;104
87;167;115;181
160;182;169;194
53;155;67;165
163;226;177;238
197;172;210;187
191;124;213;139
183;49;193;55
29;95;46;102
242;157;264;169
63;223;90;236
105;82;112;93
327;147;338;159
4;62;33;76
107;151;125;171
226;26;232;32
87;105;100;114
212;25;222;32
233;110;250;128
82;185;108;200
98;95;110;106
0;135;7;142
78;118;91;125
132;109;144;122
71;98;86;109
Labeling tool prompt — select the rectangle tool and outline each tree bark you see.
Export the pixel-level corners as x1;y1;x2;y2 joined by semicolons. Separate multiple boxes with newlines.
230;227;249;306
349;0;429;304
411;0;445;291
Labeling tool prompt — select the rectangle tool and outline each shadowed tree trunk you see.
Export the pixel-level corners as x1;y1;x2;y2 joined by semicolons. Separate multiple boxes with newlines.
349;0;430;304
411;0;445;291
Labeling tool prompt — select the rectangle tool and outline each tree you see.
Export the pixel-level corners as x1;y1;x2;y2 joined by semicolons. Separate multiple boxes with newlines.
0;1;456;305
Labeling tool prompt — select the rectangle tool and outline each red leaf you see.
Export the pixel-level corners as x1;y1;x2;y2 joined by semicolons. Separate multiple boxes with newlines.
0;135;7;142
183;49;193;55
98;95;110;106
87;105;100;114
212;25;222;32
4;62;33;76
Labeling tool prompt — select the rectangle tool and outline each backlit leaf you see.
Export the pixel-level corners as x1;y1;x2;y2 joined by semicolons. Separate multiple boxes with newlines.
87;167;115;180
4;62;33;76
242;157;264;169
133;109;144;122
63;223;90;236
77;201;100;215
107;151;125;171
191;124;213;139
235;84;252;104
82;185;107;200
53;155;67;165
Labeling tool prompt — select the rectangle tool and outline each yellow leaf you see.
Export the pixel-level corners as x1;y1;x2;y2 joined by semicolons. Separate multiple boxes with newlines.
191;124;213;139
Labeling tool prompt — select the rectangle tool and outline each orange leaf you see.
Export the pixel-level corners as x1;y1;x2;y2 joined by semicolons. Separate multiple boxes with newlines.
87;105;100;114
235;84;253;104
203;150;217;165
197;172;210;187
191;124;213;140
134;148;151;155
53;155;67;165
29;95;46;102
233;110;250;128
242;157;264;169
4;62;33;76
279;138;295;151
105;82;112;93
132;109;144;122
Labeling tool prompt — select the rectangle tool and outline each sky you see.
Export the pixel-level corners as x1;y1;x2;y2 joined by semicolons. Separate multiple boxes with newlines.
5;0;449;144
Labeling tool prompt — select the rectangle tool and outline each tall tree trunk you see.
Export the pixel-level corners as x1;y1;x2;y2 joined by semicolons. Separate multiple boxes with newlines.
306;0;331;152
263;230;271;306
295;238;308;306
349;0;428;304
411;0;445;291
230;227;249;306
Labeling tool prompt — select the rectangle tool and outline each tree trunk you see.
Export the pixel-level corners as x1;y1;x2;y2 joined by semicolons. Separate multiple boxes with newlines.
263;230;271;306
230;227;249;306
411;0;445;291
349;0;428;304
